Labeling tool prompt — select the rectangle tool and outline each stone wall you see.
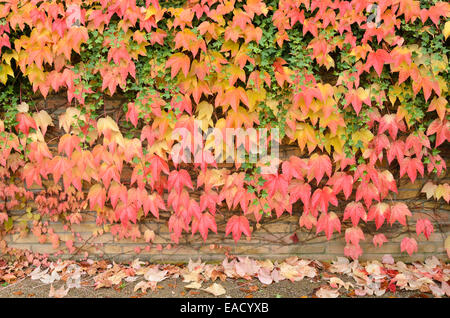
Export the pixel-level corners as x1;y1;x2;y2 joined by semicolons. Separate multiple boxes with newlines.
2;94;450;262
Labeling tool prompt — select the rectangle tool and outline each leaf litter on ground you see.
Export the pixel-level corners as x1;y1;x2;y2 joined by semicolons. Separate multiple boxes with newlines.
0;253;448;298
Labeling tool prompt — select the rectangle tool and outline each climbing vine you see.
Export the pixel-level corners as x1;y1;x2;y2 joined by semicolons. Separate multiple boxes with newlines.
0;0;449;259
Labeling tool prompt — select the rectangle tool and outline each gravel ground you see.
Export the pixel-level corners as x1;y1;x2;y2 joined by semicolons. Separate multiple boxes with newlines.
0;276;425;298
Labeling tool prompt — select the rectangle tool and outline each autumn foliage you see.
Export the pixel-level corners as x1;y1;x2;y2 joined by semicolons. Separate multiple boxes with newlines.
0;0;449;259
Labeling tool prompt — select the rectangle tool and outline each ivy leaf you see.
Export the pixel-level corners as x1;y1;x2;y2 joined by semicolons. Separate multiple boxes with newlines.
345;226;365;245
365;49;392;76
168;169;194;193
88;184;106;210
367;202;390;230
15;113;37;135
191;212;217;241
343;202;367;227
373;234;388;247
311;186;337;214
166;53;190;78
316;212;341;240
428;97;448;121
400;237;418;256
421;181;437;200
307;154;332;185
416;218;434;240
225;215;251;243
389;203;411;226
33;110;53;136
58;134;81;157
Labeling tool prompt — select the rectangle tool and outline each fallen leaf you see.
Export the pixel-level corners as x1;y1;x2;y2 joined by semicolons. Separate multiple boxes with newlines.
49;284;70;298
203;283;226;296
185;282;202;289
382;254;395;264
144;267;168;283
316;286;340;298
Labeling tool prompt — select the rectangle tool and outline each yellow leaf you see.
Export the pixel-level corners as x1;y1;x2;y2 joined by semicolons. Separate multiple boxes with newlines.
195;101;214;132
246;89;266;112
352;129;373;151
24;63;45;84
97;116;120;135
17;102;29;113
2;51;18;64
444;21;450;40
59;107;83;133
33;110;53;136
324;127;346;154
266;99;279;115
0;63;13;84
421;181;437;200
388;85;403;105
294;123;317;153
428;96;448;121
148;140;169;159
145;5;157;19
202;283;226;296
396;105;414;128
435;184;450;202
144;229;155;242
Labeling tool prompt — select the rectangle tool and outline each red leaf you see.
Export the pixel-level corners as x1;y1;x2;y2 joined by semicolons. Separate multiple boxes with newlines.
389;202;411;226
316;212;341;240
386;140;405;164
282;156;307;180
168;214;188;244
367;202;390;230
308;154;332;184
299;212;317;230
399;157;424;183
191;212;217;241
108;182;127;209
288;179;311;207
343;202;367;227
365;49;392;76
168;169;193;193
263;173;288;197
373;234;388;247
416;218;434;240
327;172;353;199
165;53;190;78
400;237;418;256
378;114;406;140
355;182;379;208
345;226;365;245
58;134;81;157
88;184;106;210
200;190;219;215
311;186;338;213
22;163;43;187
225;215;252;243
143;192;165;218
344;243;363;260
15;113;37;135
426;119;450;147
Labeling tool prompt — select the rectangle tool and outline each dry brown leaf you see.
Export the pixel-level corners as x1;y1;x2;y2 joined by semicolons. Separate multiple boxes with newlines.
49;284;70;298
203;283;226;296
